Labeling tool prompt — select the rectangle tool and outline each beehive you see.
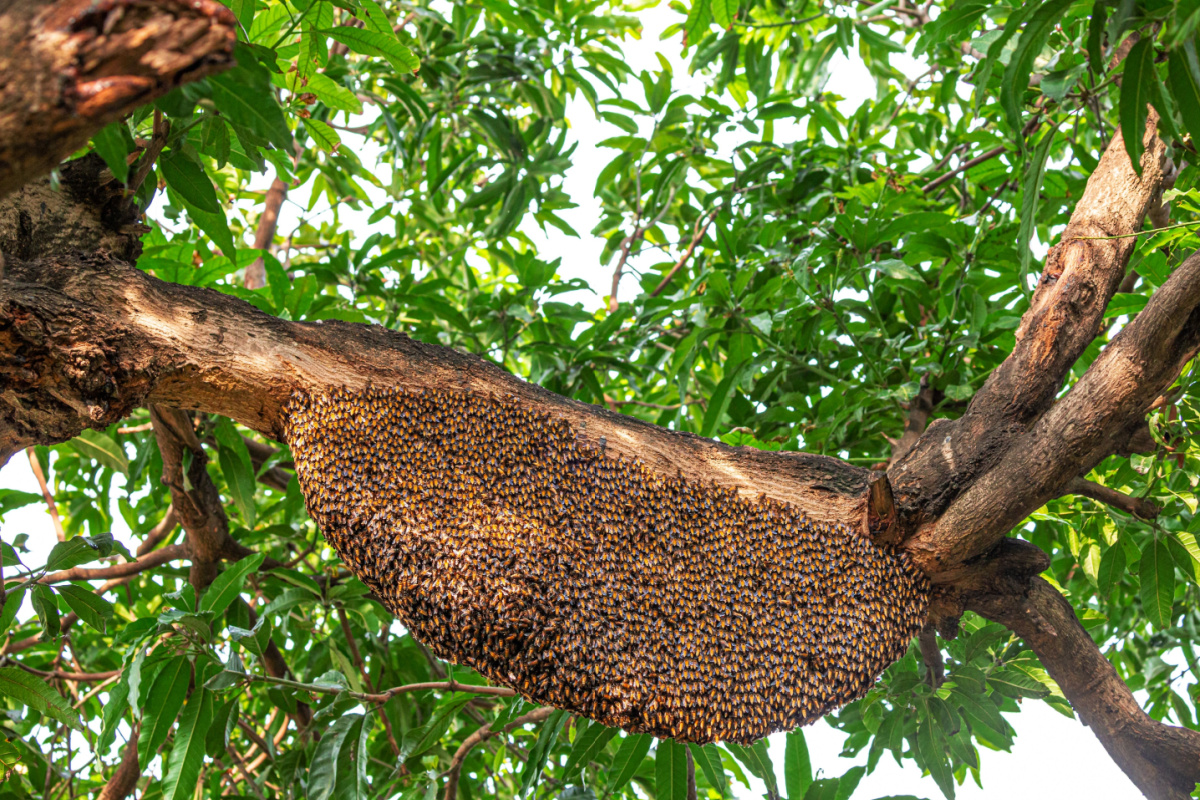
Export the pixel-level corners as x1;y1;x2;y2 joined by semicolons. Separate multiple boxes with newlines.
283;386;929;743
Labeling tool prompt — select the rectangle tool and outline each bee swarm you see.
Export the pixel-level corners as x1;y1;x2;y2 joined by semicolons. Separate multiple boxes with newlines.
284;387;930;744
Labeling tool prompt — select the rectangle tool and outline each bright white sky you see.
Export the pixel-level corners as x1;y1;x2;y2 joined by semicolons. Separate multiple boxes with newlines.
0;4;1145;797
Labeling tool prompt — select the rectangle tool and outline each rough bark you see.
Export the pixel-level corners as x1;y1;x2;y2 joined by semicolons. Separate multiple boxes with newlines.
891;114;1168;543
0;0;237;199
244;176;288;290
97;725;140;800
970;579;1200;796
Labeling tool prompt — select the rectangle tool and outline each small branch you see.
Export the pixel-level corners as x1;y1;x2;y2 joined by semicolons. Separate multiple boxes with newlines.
443;707;556;800
126;112;170;197
245;176;288;290
686;748;697;800
97;725;139;800
39;543;186;584
650;208;720;299
1069;477;1161;518
26;447;64;541
9;662;120;682
889;376;934;464
916;625;944;687
136;506;178;557
245;672;515;703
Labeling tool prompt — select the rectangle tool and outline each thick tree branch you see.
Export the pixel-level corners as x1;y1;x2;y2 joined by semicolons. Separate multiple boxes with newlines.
0;0;237;198
969;578;1200;799
894;112;1168;562
97;725;140;800
915;248;1200;570
40;542;185;584
0;256;871;528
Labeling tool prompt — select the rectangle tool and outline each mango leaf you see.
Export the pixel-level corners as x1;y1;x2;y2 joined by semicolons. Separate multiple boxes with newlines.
309;713;361;800
1018;123;1058;280
92;123;132;184
161;149;221;214
1000;0;1074;139
55;583;114;633
0;667;81;729
656;741;689;800
46;533;116;572
30;584;60;640
303;117;342;154
1098;540;1128;595
784;730;813;800
161;689;214;800
1168;42;1200;144
711;0;735;29
1140;536;1175;629
324;28;419;72
1120;37;1156;174
563;721;619;780
140;656;193;769
519;709;566;797
71;429;129;476
607;733;653;796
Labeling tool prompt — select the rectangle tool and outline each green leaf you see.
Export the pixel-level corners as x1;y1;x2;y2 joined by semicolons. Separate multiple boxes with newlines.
303;117;342;154
92;123;132;184
1000;0;1074;138
833;767;865;800
916;719;954;799
0;667;81;729
1098;540;1128;595
98;676;130;755
206;698;239;758
357;0;394;34
306;72;363;114
1140;536;1175;629
217;442;257;529
519;709;566;797
1169;43;1200;144
46;533;116;572
1087;2;1108;68
200;552;265;617
711;0;735;28
701;361;747;437
161;688;214;800
1018;122;1058;280
607;733;652;796
656;741;689;800
324;28;419;72
973;1;1041;113
1120;37;1157;174
309;713;360;800
55;583;114;633
30;584;60;640
399;694;475;760
72;429;129;476
0;489;41;517
160;149;221;215
564;721;619;780
140;657;193;769
210;57;293;152
688;744;728;797
784;731;812;800
0;588;25;636
726;740;777;796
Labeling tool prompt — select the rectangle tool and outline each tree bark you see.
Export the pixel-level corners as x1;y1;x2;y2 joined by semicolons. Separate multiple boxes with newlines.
0;0;237;199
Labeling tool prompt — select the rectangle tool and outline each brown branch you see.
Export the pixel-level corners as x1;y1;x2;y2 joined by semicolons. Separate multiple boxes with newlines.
39;543;186;584
889;376;934;464
650;208;720;299
97;725;140;800
915;624;944;688
443;706;556;800
896;112;1168;564
126;112;170;198
245;177;288;290
969;578;1200;799
26;447;64;541
336;604;401;755
686;747;697;800
1068;477;1161;518
0;0;236;199
136;505;178;557
10;662;120;682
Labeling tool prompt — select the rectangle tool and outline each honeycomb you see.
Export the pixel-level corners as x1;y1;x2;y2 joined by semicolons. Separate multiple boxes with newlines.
283;386;929;743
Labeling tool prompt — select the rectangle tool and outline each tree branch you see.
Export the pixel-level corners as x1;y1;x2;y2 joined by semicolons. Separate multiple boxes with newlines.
26;447;64;541
97;725;140;800
1068;476;1161;519
39;543;186;584
245;176;288;290
443;706;556;800
895;112;1168;564
969;578;1200;799
0;0;237;198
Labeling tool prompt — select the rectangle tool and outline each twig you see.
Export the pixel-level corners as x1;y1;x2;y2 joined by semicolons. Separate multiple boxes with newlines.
136;506;178;557
39;543;186;585
126;112;169;197
1066;219;1200;241
733;12;823;27
337;605;402;756
650;208;720;298
1068;477;1161;519
26;448;65;541
443;706;556;800
8;662;120;682
244;673;516;703
245;176;289;290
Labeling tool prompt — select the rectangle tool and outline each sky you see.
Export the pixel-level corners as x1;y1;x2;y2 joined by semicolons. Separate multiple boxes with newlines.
0;3;1147;798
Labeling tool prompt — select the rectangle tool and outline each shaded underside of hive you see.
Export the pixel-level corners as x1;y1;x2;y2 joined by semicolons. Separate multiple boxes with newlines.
283;387;930;744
